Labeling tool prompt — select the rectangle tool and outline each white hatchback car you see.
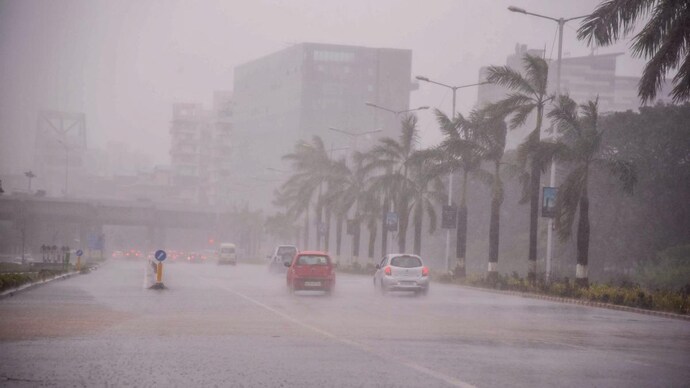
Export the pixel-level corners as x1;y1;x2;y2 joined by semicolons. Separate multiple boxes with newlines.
373;254;429;295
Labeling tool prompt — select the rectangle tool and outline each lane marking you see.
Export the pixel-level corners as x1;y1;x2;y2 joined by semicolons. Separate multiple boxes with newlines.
213;282;477;388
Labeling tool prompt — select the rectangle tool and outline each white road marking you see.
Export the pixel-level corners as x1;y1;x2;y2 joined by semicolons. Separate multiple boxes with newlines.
213;282;477;388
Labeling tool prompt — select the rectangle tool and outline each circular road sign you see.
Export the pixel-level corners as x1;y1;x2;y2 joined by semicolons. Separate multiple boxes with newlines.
154;249;167;262
76;249;83;257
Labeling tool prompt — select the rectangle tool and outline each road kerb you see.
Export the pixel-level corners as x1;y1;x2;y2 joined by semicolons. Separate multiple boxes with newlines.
0;271;78;299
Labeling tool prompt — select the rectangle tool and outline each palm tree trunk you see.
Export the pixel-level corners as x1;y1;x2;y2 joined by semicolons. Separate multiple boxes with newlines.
576;184;590;288
325;207;332;252
528;106;544;285
368;222;376;260
316;185;323;250
488;162;502;284
413;201;422;255
455;170;469;277
336;215;343;257
304;206;310;249
397;197;409;253
352;219;361;264
380;196;389;257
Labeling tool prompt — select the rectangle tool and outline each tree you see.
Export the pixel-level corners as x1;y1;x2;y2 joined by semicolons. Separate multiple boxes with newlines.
406;149;446;255
280;136;331;249
326;153;370;263
471;107;509;282
365;114;421;253
435;109;483;276
578;0;690;103
547;95;637;287
485;53;551;284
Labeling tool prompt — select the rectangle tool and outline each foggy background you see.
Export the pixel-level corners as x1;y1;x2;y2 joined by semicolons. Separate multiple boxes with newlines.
0;0;645;174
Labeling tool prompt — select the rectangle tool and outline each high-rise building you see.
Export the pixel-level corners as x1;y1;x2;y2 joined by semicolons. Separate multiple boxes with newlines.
169;92;234;206
232;42;414;207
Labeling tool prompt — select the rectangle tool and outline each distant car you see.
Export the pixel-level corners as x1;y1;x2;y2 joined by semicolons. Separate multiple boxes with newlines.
218;243;237;265
268;245;298;273
285;251;335;295
111;250;124;259
373;254;429;296
185;252;204;263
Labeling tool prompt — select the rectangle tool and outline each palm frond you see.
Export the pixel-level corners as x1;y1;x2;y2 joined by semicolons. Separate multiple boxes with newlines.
577;0;657;46
522;53;549;95
485;65;536;96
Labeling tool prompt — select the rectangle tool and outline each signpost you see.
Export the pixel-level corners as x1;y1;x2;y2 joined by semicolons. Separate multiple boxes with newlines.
385;212;398;232
542;187;558;218
75;249;83;272
151;249;167;289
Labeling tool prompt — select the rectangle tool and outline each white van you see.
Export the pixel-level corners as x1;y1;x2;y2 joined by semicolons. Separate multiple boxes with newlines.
218;243;237;265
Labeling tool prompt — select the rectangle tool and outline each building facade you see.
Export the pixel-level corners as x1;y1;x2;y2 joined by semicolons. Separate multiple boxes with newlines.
169;92;234;207
232;42;414;207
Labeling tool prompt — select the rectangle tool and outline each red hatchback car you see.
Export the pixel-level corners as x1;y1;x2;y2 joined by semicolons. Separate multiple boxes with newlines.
285;251;335;295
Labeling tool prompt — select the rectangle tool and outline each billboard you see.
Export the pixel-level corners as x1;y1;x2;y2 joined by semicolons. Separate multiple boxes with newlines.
385;212;398;231
542;187;558;218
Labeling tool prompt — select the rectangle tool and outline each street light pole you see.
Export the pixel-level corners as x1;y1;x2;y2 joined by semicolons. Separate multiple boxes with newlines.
508;5;588;282
414;77;487;271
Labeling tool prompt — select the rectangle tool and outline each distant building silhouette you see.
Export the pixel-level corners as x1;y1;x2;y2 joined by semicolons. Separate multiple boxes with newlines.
232;42;415;208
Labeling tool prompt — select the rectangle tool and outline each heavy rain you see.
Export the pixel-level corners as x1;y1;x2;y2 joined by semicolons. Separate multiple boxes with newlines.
1;1;689;387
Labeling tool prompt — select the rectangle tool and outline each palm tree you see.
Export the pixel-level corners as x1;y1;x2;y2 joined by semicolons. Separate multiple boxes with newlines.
435;109;484;276
471;108;509;282
547;95;637;287
365;114;420;253
485;53;551;284
326;153;370;263
578;0;690;103
406;149;446;255
281;136;331;249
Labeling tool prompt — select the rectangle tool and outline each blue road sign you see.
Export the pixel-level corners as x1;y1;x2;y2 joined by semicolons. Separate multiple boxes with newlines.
76;249;83;257
154;249;167;262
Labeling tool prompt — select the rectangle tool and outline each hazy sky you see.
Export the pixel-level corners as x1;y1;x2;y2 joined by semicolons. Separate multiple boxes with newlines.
0;0;645;173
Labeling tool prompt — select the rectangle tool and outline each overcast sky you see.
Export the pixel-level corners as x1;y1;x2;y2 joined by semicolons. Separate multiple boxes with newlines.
0;0;645;173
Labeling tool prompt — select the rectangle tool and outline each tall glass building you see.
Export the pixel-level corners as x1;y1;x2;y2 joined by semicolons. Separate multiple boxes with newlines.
232;43;414;208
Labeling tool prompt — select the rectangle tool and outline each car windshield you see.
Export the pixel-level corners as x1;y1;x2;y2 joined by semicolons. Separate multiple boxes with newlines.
220;247;235;253
390;255;422;268
277;247;296;256
297;255;329;266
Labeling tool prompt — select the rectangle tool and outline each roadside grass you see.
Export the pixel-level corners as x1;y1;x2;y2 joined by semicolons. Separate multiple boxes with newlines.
0;269;70;293
433;271;689;315
332;263;689;315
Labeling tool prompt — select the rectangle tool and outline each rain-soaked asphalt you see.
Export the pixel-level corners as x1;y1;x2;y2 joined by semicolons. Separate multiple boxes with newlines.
1;259;689;387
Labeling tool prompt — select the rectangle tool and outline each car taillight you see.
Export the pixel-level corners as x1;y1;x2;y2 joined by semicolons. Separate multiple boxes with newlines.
422;266;429;277
384;266;391;276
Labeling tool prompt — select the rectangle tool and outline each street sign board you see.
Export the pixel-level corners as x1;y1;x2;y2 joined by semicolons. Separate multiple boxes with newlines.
154;249;167;262
542;187;558;218
385;212;398;231
76;249;83;257
442;205;457;229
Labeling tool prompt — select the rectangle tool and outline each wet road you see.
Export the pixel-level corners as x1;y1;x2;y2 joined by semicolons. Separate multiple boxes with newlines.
1;259;689;387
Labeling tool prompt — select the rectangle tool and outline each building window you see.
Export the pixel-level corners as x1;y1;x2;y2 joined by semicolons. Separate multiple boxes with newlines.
313;50;355;62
